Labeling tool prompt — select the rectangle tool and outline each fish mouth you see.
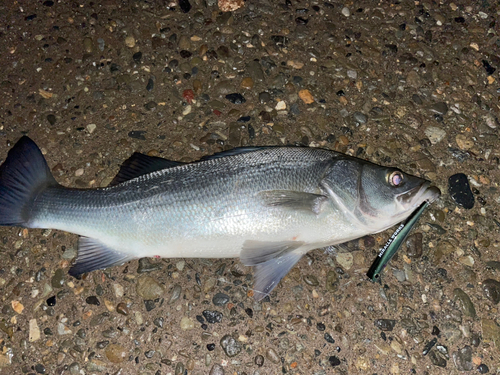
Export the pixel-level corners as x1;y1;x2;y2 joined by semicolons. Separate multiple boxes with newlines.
398;181;441;208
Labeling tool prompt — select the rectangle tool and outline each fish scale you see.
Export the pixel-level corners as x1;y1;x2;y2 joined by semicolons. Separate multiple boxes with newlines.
0;137;440;300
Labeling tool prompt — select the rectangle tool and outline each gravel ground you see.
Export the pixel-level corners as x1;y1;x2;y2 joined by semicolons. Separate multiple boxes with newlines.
1;0;500;374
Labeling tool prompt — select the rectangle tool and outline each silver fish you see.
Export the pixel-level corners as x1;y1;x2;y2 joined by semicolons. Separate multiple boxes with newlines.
0;137;440;300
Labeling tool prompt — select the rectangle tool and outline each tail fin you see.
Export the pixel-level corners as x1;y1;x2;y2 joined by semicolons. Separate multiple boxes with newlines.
0;136;58;226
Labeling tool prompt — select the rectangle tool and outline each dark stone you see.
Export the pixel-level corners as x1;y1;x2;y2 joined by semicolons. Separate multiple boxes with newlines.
429;349;447;367
316;323;325;331
43;1;54;6
46;114;57;125
328;356;341;367
109;63;121;73
247;124;255;139
478;364;489;374
455;16;465;23
180;50;192;58
196;315;204;324
212;293;230;306
132;51;142;64
144;300;156;311
46;296;56;306
324;333;335;343
178;0;191;13
245;308;253;318
254;355;264;367
202;310;223;324
128;130;147;140
482;279;500;304
448;173;474;209
34;363;46;374
25;14;37;21
432;326;440;336
374;319;396;331
237;116;251;122
146;78;154;91
482;60;496;76
422;337;437;356
85;296;100;306
207;343;215;351
225;93;246;104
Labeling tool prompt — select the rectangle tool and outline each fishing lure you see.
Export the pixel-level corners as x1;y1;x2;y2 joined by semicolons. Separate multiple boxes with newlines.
367;201;429;282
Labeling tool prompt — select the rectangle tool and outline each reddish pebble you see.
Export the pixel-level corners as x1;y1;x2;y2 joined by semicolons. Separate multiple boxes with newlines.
213;109;222;116
182;89;195;104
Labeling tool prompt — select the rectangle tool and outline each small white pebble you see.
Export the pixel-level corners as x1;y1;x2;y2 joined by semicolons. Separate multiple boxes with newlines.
275;101;286;110
75;168;84;177
341;7;350;17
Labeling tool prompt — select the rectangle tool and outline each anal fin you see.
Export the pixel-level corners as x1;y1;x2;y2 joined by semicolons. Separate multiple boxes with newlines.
68;237;135;277
252;251;303;301
240;240;305;301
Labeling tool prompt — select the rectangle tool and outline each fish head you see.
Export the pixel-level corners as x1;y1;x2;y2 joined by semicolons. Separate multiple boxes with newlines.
322;158;441;232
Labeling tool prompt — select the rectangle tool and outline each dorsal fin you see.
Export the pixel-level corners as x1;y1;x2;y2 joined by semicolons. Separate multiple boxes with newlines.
109;153;183;186
199;147;266;161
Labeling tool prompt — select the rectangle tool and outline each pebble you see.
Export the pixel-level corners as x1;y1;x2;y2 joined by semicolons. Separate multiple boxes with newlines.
482;279;500;304
374;319;396;331
225;93;246;104
136;276;164;299
220;335;242;357
298;89;314;104
424;126;446;144
452;345;473;371
478;364;490;373
125;35;135;48
406;70;423;88
51;269;65;288
203;310;223;324
212;293;230;306
34;363;46;374
86;296;100;306
254;354;264;366
137;258;162;273
275;100;286;110
47;114;57;125
105;344;127;363
336;253;353;270
406;233;423;258
209;364;225;375
429;349;447;367
180;317;195;330
341;7;350;17
240;77;254;89
303;274;319;286
265;348;280;363
116;302;129;315
455;134;474;150
352;111;367;124
453;288;476;317
29;319;40;342
169;284;182;304
429;102;448;115
448;173;475;209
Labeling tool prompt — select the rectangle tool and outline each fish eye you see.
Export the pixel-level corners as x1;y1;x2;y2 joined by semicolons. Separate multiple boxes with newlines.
388;171;404;187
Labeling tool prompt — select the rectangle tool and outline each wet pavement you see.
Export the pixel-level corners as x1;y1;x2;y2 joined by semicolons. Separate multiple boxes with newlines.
1;0;500;374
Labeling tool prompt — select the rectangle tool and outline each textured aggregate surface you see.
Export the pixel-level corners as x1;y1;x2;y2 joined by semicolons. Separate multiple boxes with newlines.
0;0;500;374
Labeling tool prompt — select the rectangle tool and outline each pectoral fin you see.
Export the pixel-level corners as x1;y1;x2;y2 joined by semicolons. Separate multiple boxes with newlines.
258;190;327;214
68;237;135;277
240;240;305;301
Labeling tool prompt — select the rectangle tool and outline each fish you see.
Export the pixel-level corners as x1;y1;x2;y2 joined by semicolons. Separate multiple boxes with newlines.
0;136;440;300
